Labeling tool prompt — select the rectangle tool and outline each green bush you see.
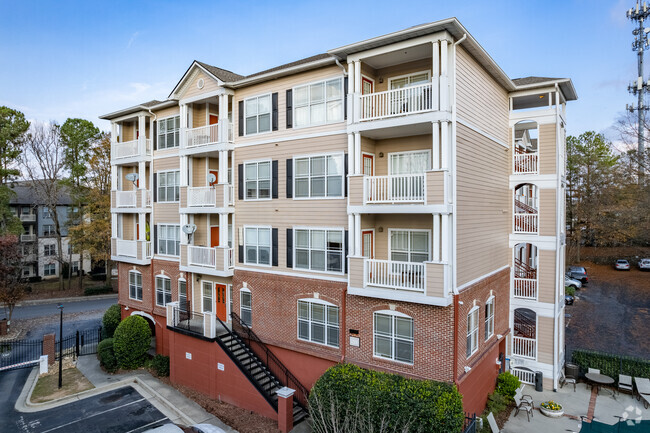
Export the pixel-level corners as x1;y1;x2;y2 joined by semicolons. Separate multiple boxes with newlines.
486;391;509;414
309;363;464;433
149;354;170;377
565;286;576;296
102;304;122;338
113;315;152;370
97;338;117;372
84;285;113;296
572;349;650;383
495;372;520;400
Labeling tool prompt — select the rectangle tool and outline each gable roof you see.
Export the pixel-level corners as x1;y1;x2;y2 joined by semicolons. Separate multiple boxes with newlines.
511;76;577;101
8;180;73;206
195;61;245;82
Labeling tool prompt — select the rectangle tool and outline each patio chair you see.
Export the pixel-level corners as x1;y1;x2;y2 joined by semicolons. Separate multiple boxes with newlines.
560;370;577;392
515;386;535;408
635;377;650;409
618;374;633;395
486;412;501;433
588;368;600;374
514;394;534;422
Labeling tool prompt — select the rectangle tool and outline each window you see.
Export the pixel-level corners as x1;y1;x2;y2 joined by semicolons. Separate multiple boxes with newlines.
228;285;233;317
42;207;52;218
389;150;430;175
44;263;56;276
43;224;55;236
202;281;213;313
23;267;30;277
244;161;271;200
44;244;56;256
245;94;271;135
244;227;271;266
294;228;343;273
21;206;31;216
389;71;430;89
179;280;187;311
297;300;339;347
374;311;414;364
129;271;142;301
157;171;180;202
158;224;180;256
485;297;495;341
467;307;479;358
294;78;343;127
72;261;79;273
157;116;180;149
390;230;429;262
155;276;172;306
294;154;344;198
240;290;252;326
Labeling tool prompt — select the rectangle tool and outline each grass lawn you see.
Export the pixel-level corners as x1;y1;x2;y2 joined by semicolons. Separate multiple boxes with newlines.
31;368;94;403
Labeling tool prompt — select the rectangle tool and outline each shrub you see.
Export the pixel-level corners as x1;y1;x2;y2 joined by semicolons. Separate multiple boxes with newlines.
84;285;113;296
495;372;520;400
565;286;576;296
309;363;464;433
102;304;122;338
150;355;170;377
486;391;509;414
113;315;151;370
572;349;650;383
97;338;117;372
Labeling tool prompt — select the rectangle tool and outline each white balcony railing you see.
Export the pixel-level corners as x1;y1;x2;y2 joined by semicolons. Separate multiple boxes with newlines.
112;138;151;160
359;82;435;121
21;234;36;242
513;153;538;174
144;241;152;259
115;191;137;208
116;239;137;258
188;187;216;207
513;278;537;299
184;124;220;148
20;214;36;222
514;214;539;234
364;174;425;203
226;184;234;206
512;336;537;359
142;190;152;207
226;247;234;269
365;259;425;292
188;245;216;268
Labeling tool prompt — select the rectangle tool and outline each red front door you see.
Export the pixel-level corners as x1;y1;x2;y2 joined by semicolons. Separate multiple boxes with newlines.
215;284;227;322
210;226;220;248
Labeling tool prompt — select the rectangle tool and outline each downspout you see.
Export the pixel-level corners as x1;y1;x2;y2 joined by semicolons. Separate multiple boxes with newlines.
454;33;467;46
147;106;158;352
341;287;347;363
332;56;348;76
553;83;561;391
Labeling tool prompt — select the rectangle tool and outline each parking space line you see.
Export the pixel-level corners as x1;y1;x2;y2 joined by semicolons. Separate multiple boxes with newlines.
38;397;146;433
125;417;169;433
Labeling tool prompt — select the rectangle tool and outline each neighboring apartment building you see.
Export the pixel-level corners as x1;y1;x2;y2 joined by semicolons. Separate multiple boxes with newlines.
9;181;91;279
101;18;576;420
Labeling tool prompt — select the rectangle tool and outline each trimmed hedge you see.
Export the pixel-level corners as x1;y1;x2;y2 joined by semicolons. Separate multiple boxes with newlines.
84;285;113;296
113;315;151;370
102;304;121;338
149;355;170;377
309;363;464;433
495;372;520;400
572;349;650;382
97;338;117;372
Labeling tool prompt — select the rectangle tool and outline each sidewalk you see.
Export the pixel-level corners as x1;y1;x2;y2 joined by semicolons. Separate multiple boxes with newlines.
16;293;118;306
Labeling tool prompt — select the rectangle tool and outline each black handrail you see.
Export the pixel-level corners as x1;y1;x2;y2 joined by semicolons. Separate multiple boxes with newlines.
230;311;310;409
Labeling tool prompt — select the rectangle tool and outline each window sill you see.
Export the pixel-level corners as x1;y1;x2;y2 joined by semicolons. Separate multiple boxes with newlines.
372;355;414;367
297;337;339;349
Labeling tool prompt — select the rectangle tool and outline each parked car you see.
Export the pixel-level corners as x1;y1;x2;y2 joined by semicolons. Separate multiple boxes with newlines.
564;275;582;289
565;294;575;305
638;258;650;271
566;266;589;284
615;259;631;271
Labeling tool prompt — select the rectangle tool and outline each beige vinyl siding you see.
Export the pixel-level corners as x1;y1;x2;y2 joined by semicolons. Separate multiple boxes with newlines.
154;203;179;224
373;59;433;93
154;156;180;171
192;103;207;128
121;167;136;191
456;123;509;287
234;65;346;145
539;123;557;175
456;47;509;144
191;157;207;186
193;214;208;246
539;189;557;236
122;122;135;142
181;69;221;101
153;106;180;120
537;250;556;304
122;214;136;240
372;135;432;176
537;316;554;364
361;214;432;261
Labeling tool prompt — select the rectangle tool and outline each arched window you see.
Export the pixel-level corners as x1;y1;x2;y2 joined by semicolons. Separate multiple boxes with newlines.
513;120;539;174
297;298;339;347
373;310;414;364
129;270;142;301
514;183;539;234
513;308;537;359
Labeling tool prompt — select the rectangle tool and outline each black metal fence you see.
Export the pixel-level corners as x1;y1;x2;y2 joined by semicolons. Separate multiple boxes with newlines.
56;327;103;360
0;339;42;370
462;413;478;433
171;307;205;336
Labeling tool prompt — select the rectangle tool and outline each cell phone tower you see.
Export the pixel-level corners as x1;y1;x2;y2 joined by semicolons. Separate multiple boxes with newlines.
627;1;650;182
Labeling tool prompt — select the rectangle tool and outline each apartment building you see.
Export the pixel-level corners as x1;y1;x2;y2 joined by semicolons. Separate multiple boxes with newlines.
9;181;91;279
102;18;576;422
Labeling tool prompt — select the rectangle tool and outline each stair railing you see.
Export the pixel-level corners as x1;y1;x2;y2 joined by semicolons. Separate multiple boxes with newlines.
231;311;310;409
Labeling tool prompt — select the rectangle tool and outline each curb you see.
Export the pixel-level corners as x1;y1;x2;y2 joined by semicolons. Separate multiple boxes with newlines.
16;294;118;307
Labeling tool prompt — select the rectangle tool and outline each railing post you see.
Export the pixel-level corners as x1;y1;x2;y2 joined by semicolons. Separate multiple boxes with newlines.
76;331;80;357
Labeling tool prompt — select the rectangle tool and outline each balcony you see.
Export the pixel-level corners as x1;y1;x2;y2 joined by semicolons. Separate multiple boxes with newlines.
180;184;234;213
111;238;152;264
180;245;234;276
21;234;36;242
180;122;234;156
20;214;36;222
364;174;425;203
166;302;217;339
512;336;537;359
513;257;537;300
112;190;152;211
513;152;539;175
358;82;436;122
111;138;152;162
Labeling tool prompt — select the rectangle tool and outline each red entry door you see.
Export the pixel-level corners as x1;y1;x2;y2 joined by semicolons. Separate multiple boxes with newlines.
362;230;374;258
215;284;227;322
210;226;220;248
208;169;219;186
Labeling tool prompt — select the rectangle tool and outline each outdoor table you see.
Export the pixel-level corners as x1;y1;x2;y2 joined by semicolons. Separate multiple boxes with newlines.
585;372;615;396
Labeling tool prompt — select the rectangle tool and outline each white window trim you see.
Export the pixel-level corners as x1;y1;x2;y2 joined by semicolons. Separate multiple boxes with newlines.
372;310;414;365
361;228;375;258
387;228;432;262
467;306;480;358
201;280;213;314
387;70;431;89
155;275;172;307
156;169;181;203
156;114;181;150
243;93;272;137
292;152;345;200
43;263;56;276
243;159;273;202
485;296;495;341
292;76;345;130
157;224;181;258
240;288;252;327
243;225;272;267
293;226;345;275
296;298;340;348
361;152;375;176
129;270;143;301
43;244;56;256
178;278;187;308
387;149;432;175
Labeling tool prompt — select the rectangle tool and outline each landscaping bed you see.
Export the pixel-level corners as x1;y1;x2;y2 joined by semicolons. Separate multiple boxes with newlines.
31;358;94;403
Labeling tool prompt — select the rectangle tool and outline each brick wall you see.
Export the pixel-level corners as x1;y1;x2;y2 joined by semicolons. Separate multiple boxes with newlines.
42;333;55;365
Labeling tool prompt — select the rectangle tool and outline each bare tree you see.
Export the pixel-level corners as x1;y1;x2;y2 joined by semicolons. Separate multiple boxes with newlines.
21;122;68;290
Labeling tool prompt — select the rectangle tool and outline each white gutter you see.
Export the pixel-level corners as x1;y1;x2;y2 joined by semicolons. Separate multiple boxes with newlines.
332;56;348;76
454;33;467;46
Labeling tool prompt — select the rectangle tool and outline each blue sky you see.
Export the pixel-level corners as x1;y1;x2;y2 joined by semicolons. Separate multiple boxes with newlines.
0;0;637;139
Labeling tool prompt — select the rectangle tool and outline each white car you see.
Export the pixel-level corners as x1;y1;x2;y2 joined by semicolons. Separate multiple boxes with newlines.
564;275;582;289
638;258;650;271
615;259;631;270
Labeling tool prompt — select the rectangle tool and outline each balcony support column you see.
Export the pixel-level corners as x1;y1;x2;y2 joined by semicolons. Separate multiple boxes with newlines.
347;134;355;177
180;156;188;187
180;104;188;149
111;213;118;238
441;213;450;263
354;214;361;257
440;39;449;111
354;133;361;175
348;214;355;260
432;122;440;170
138;161;146;190
354;61;361;97
432;41;440;111
180;214;189;245
441;121;449;170
138;115;146;154
218;150;227;183
433;214;441;262
219;213;228;247
111;166;118;191
219;94;228;143
111;122;119;144
138;213;146;242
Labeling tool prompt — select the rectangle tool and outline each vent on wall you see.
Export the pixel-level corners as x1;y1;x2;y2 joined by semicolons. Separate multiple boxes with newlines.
197;78;204;89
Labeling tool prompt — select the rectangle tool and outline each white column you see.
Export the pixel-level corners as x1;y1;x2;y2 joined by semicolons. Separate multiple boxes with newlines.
432;41;440;111
180;104;188;149
441;214;449;262
432;122;440;170
354;61;361;96
138;213;146;241
348;214;355;260
440;40;449;111
219;213;228;246
347;134;355;176
111;213;118;238
219;94;228;142
138;161;146;189
348;62;355;93
180;214;188;245
111;166;118;191
180;156;188;187
111;121;119;146
433;214;441;262
441;121;449;170
354;214;361;256
218;150;227;183
138;115;146;154
354;133;361;175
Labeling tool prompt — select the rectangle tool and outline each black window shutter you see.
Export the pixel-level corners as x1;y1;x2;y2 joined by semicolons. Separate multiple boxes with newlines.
153;121;157;150
238;245;244;263
343;77;349;120
153;225;158;254
286;228;293;268
238;101;244;137
153;173;158;202
271;160;278;199
344;230;349;274
271;93;278;131
344;153;348;197
286;159;293;198
272;228;278;267
238;164;244;200
286;89;293;129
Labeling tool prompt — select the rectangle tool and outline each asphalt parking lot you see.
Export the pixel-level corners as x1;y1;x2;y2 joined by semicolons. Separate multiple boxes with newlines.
0;368;169;433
